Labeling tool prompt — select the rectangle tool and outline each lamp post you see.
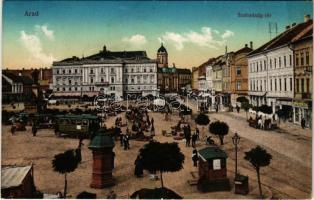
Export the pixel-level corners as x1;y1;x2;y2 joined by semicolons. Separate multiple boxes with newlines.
232;132;240;179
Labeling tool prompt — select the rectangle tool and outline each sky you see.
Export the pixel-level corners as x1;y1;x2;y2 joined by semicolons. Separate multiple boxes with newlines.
2;1;313;69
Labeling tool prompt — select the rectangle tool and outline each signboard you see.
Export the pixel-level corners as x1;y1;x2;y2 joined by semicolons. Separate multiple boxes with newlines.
292;101;308;109
76;125;81;130
213;159;221;170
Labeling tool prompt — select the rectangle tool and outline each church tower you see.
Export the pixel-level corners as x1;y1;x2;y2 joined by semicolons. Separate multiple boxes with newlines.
157;43;168;68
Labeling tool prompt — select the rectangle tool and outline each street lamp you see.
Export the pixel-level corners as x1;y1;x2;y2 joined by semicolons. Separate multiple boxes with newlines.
232;132;241;179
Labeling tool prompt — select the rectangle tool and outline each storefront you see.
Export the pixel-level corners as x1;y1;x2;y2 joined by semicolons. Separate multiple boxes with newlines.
292;101;312;128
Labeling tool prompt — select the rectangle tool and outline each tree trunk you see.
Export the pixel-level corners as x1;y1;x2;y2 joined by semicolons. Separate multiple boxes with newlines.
64;173;67;198
256;168;263;199
219;135;224;145
160;171;164;188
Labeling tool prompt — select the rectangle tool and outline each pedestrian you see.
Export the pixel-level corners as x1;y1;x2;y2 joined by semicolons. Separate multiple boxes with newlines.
186;131;191;147
134;155;143;177
150;125;155;137
195;127;200;140
236;105;240;113
216;105;219;113
123;134;130;150
32;125;37;137
301;117;306;129
192;149;198;167
120;133;124;147
192;132;197;148
151;118;154;126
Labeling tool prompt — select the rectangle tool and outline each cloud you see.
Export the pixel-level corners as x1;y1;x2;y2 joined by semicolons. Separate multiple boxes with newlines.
20;30;55;65
221;30;234;39
159;27;235;50
35;24;54;40
122;34;147;48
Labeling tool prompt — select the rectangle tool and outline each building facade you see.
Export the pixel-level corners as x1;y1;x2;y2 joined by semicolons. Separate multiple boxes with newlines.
192;67;199;90
247;17;312;124
52;46;158;100
230;44;252;106
292;23;313;126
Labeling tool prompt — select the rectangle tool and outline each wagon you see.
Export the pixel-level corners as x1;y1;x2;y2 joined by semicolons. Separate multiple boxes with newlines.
54;114;100;138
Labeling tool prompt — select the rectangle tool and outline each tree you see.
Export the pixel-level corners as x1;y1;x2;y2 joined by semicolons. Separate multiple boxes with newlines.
52;150;80;198
195;113;210;138
209;121;229;145
244;146;272;199
139;141;185;188
241;102;252;119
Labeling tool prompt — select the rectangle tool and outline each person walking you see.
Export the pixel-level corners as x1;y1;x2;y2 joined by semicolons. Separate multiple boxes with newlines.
32;125;37;137
150;125;155;137
301;117;306;129
123;134;130;150
195;127;200;140
192;132;197;148
192;149;198;167
134;155;143;177
186;131;191;147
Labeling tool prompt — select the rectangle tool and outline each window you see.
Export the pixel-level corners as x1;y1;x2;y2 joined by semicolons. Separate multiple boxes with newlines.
264;80;266;91
131;79;134;83
101;68;104;74
236;81;241;90
63;69;65;74
296;79;299;93
264;60;266;70
274;58;277;68
260;61;262;71
90;69;94;74
284;56;286;67
270;59;272;69
90;78;93;83
301;52;304;66
69;79;72;85
144;68;146;73
137;67;140;72
69;69;71;74
306;78;310;93
296;54;299;66
236;67;241;76
275;79;277;91
306;52;309;65
290;78;293;91
75;87;77;91
256;63;259;72
279;78;281;91
131;68;134;73
111;77;114;83
69;87;72;91
57;69;59;74
125;68;128;73
301;78;304;93
75;69;78;73
63;88;65;91
150;68;153;72
284;78;286;91
289;55;292;66
270;79;272;91
101;78;104;83
279;57;281;68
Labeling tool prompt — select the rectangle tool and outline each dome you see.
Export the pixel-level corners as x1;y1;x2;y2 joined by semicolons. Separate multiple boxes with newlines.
88;128;115;149
157;43;167;53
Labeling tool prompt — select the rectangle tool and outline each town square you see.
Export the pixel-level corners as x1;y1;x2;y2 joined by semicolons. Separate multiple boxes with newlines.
1;1;313;199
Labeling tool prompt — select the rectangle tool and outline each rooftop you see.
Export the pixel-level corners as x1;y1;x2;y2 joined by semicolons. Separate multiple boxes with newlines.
198;147;228;161
1;165;32;189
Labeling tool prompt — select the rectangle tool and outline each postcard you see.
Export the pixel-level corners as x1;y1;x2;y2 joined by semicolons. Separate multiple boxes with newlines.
1;1;313;199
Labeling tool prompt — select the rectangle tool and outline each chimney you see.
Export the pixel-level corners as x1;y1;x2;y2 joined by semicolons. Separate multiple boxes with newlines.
245;44;248;48
304;14;311;22
285;25;290;30
250;41;253;49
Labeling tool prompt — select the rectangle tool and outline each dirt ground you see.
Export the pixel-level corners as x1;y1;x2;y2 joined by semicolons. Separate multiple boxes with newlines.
1;106;311;199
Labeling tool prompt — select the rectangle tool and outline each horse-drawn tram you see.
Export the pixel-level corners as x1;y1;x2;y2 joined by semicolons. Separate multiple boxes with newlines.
54;114;100;138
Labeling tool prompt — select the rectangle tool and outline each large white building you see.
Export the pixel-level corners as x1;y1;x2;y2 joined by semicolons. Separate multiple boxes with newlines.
248;19;312;115
52;46;158;100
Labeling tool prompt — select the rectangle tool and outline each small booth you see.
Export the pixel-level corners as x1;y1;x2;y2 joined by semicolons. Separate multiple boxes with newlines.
1;165;37;198
234;174;249;195
197;147;230;192
89;128;115;188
